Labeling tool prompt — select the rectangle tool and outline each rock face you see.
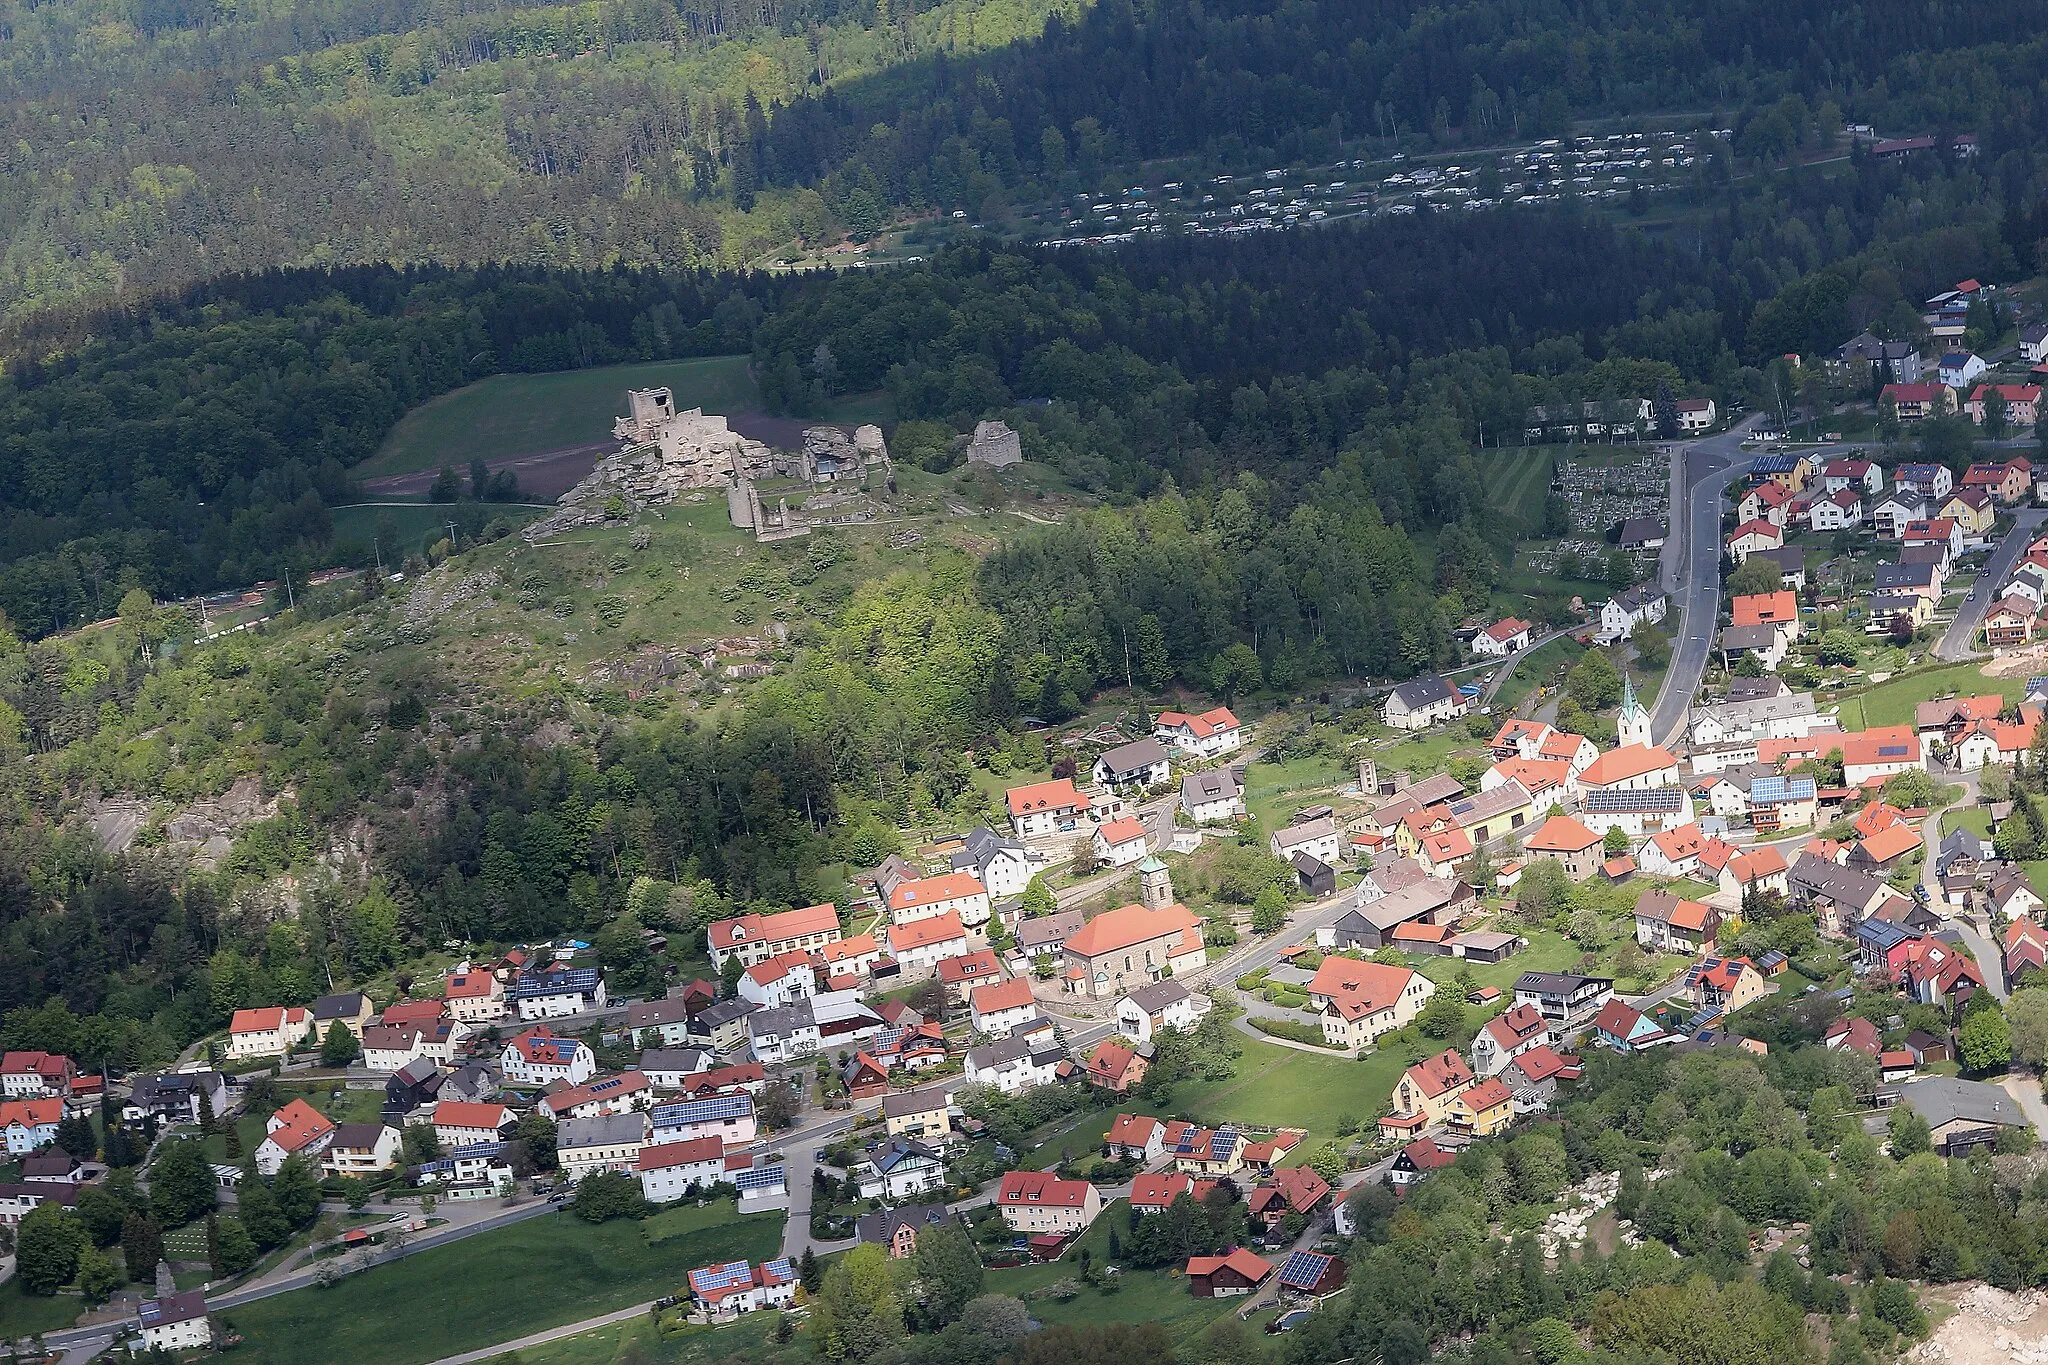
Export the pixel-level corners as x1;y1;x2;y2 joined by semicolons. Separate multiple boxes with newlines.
527;398;773;541
796;424;888;482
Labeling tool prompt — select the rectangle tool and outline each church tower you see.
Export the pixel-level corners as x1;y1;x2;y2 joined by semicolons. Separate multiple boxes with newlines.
1617;672;1652;749
1139;855;1174;910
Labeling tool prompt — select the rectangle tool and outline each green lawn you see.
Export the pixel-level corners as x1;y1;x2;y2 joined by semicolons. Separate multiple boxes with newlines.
497;1312;798;1365
1022;1104;1122;1171
1833;662;2025;730
356;356;760;478
0;1277;88;1338
220;1205;782;1365
1943;808;1993;837
1242;753;1354;831
1487;448;1558;536
1170;1037;1378;1138
984;1199;1242;1341
1366;727;1479;784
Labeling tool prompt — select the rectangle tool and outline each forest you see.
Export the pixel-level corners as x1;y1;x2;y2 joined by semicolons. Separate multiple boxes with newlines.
0;138;2026;640
3;0;2048;316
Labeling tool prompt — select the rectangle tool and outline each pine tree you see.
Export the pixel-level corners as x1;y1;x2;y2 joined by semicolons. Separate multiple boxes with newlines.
197;1087;217;1137
799;1247;821;1294
223;1118;242;1159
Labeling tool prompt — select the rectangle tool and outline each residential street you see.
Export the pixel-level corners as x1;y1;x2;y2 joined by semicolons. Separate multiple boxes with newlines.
1935;509;2048;661
1647;417;1761;748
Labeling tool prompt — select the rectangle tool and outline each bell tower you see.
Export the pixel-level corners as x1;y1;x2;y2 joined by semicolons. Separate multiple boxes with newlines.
1139;856;1174;910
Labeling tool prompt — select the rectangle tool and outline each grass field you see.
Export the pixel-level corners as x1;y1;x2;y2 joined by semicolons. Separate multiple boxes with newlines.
329;501;546;551
0;1276;87;1337
494;1312;796;1365
221;1205;782;1365
1943;808;1994;837
1833;662;2026;730
357;356;760;478
983;1199;1242;1341
1487;447;1557;535
1242;754;1354;831
1170;1037;1374;1137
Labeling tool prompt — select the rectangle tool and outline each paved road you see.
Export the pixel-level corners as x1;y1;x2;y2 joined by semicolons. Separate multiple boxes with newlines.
1914;771;2010;1001
425;1298;659;1365
1480;624;1578;707
1935;509;2048;661
1648;418;1761;748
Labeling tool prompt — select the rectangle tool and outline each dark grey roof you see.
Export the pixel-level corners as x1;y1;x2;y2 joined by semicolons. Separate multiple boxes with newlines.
627;998;693;1028
1125;980;1191;1014
1719;624;1780;651
1359;878;1461;932
691;998;758;1028
952;826;1027;876
639;1048;710;1075
1874;562;1936;591
1788;854;1890;907
1182;769;1242;804
1892;1075;2028;1130
331;1123;393;1150
880;1087;949;1119
1388;675;1457;710
1617;517;1667;546
965;1033;1063;1071
856;1203;953;1246
1514;972;1612;994
1016;908;1086;951
1097;737;1170;777
865;1136;944;1174
556;1112;648;1149
1726;675;1791;703
746;1001;818;1039
312;992;368;1021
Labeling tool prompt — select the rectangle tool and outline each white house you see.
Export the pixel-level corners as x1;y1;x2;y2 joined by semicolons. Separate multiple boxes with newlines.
360;1025;432;1073
1005;778;1095;840
963;1033;1067;1095
1093;816;1150;869
744;1001;822;1064
430;1101;516;1149
321;1123;403;1178
225;1006;313;1061
0;1098;62;1155
738;953;817;1009
887;912;972;976
1473;617;1532;657
1271;816;1343;866
650;1094;758;1148
500;1029;597;1087
441;966;509;1024
687;1259;798;1317
705;903;843;970
888;872;992;930
996;1171;1104;1236
511;966;608;1021
253;1099;335;1176
1939;351;1988;389
1091;738;1172;789
1726;521;1784;564
1180;769;1245;824
949;827;1046;900
636;1136;729;1202
969;977;1042;1037
134;1292;212;1356
1115;980;1200;1043
1676;397;1716;433
1599;585;1668;641
1153;706;1243;759
1383;675;1466;730
1872;494;1928;539
542;1072;655;1121
556;1112;648;1182
855;1138;950;1201
1810;490;1863;531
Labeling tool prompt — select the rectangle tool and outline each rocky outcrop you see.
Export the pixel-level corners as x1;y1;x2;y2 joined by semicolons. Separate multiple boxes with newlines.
527;410;774;541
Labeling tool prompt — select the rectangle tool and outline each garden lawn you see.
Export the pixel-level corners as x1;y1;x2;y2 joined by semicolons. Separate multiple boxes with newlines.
499;1312;802;1365
1832;663;2025;730
1943;808;1993;838
1169;1037;1377;1138
219;1205;781;1365
1366;727;1478;784
984;1199;1242;1342
1243;754;1353;832
358;356;759;478
1022;1104;1121;1172
0;1277;86;1338
1487;448;1559;536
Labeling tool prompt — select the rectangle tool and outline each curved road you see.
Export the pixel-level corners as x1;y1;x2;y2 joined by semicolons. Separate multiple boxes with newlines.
1648;417;1761;748
1935;509;2048;662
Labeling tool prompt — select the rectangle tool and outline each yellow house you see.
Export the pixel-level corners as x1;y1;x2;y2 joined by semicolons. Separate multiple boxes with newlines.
880;1087;950;1142
1445;1077;1515;1138
1380;1050;1475;1140
1939;489;1996;535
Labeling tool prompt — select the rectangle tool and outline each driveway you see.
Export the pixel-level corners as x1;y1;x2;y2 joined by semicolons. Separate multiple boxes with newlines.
1936;509;2048;661
1647;418;1761;747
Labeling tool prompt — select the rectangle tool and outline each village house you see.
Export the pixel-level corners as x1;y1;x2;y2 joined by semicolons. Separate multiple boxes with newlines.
996;1170;1104;1238
888;872;992;930
1471;1003;1550;1078
1187;1249;1276;1298
1514;972;1616;1034
1116;980;1199;1042
1006;777;1104;841
1968;384;2042;427
1380;1049;1475;1140
888;912;974;977
1473;617;1533;657
649;1093;755;1149
745;1000;822;1064
309;992;374;1043
1092;737;1172;790
253;1098;335;1175
511;964;608;1020
856;1204;954;1259
882;1087;952;1143
1684;957;1769;1018
963;1031;1068;1094
226;1006;314;1061
1634;890;1720;955
1382;674;1467;730
969;977;1041;1037
556;1112;651;1180
636;1136;728;1202
1306;956;1435;1049
1591;999;1670;1052
1106;1114;1168;1165
0;1097;60;1155
1179;768;1246;824
1084;1040;1148;1093
1271;815;1343;866
431;1101;516;1149
1445;1076;1516;1139
1882;381;1956;421
1839;726;1923;788
1599;585;1669;641
1153;706;1244;759
500;1028;597;1087
136;1292;213;1355
1738;481;1794;527
685;999;758;1052
442;967;509;1023
686;1258;797;1318
123;1071;227;1128
321;1123;402;1178
0;1053;74;1100
1676;397;1717;432
1093;816;1151;869
542;1072;654;1122
1726;520;1785;564
706;903;843;970
950;826;1046;900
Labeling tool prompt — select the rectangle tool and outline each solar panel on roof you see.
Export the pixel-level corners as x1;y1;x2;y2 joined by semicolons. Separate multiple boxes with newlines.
1278;1250;1331;1286
735;1165;787;1190
654;1093;754;1126
689;1261;754;1293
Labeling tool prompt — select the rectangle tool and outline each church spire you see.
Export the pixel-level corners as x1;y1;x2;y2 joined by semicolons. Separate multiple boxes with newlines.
1618;670;1651;748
